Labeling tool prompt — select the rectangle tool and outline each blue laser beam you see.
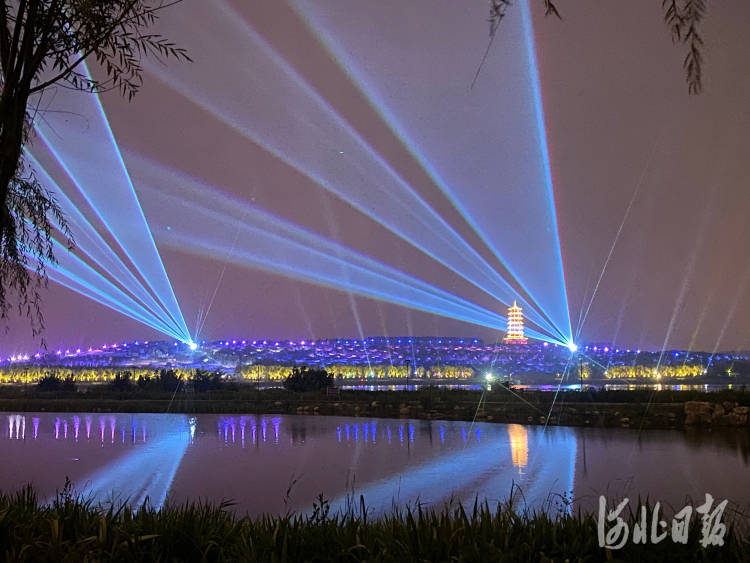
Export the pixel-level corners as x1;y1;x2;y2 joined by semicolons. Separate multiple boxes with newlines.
160;214;519;335
153;198;557;343
144;2;562;339
520;0;572;343
40;265;183;342
33;128;189;339
25;151;186;338
288;0;572;341
27;238;185;341
32;62;190;342
131;157;565;339
130;156;563;340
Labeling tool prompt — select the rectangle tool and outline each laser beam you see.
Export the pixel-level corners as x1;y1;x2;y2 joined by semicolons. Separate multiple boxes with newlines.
32;62;190;342
288;0;572;341
144;2;563;339
26;238;185;341
142;180;559;342
131;157;553;336
25;151;186;339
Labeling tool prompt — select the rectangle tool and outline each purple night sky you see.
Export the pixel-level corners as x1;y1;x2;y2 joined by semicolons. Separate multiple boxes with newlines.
4;0;749;355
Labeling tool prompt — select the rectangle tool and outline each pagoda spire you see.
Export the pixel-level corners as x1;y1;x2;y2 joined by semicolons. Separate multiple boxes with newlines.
503;301;528;344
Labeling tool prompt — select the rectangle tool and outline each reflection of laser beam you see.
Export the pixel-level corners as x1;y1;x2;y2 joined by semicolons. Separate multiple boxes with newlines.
326;422;576;516
69;414;190;510
146;2;563;339
32;62;190;343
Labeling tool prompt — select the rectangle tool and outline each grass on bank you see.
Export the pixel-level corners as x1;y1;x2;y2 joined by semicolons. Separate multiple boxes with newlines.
0;484;748;562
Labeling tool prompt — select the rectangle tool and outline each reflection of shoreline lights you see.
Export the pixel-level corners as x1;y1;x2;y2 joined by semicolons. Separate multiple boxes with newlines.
11;414;537;451
7;414;26;440
507;424;529;472
16;414;191;509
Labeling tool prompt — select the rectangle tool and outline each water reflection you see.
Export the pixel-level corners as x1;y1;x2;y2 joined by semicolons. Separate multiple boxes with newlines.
7;414;25;440
6;414;151;445
507;424;529;472
1;413;749;518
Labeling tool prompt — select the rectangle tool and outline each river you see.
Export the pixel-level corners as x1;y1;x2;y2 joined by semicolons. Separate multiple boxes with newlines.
2;412;748;518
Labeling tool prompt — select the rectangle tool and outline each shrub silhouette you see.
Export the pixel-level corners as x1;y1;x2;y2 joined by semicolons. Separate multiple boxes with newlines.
283;367;333;392
35;374;76;392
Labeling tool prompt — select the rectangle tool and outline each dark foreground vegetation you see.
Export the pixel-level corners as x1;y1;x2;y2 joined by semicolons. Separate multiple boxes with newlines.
0;485;747;562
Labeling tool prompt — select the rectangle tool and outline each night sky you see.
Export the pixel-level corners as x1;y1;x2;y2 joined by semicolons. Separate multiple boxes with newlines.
5;0;750;354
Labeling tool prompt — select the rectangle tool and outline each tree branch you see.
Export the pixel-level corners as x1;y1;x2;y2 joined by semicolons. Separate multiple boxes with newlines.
28;0;185;96
28;0;140;94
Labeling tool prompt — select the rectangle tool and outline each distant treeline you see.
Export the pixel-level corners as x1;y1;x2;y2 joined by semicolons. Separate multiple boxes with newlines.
32;369;228;393
1;358;747;387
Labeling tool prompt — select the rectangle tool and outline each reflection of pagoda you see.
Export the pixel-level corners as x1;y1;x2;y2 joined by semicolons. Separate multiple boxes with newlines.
503;301;528;344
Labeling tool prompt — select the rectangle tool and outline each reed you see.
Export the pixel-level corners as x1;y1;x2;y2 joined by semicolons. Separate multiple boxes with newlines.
0;484;746;561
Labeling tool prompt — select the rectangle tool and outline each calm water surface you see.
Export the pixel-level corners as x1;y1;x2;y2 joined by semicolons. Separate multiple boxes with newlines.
1;413;749;517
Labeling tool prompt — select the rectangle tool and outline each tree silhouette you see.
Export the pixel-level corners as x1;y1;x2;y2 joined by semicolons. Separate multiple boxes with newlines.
283;366;333;393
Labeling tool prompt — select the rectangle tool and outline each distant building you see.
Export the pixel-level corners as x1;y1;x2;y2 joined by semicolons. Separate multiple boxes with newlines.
503;301;528;344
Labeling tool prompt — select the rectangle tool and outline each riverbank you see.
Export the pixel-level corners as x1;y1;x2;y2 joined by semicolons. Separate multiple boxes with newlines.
0;485;746;562
1;385;749;430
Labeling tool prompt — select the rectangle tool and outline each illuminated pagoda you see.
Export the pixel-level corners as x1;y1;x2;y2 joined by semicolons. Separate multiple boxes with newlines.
503;301;528;345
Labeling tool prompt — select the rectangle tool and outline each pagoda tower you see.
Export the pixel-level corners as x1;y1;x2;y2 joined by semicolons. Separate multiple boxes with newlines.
503;301;528;344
